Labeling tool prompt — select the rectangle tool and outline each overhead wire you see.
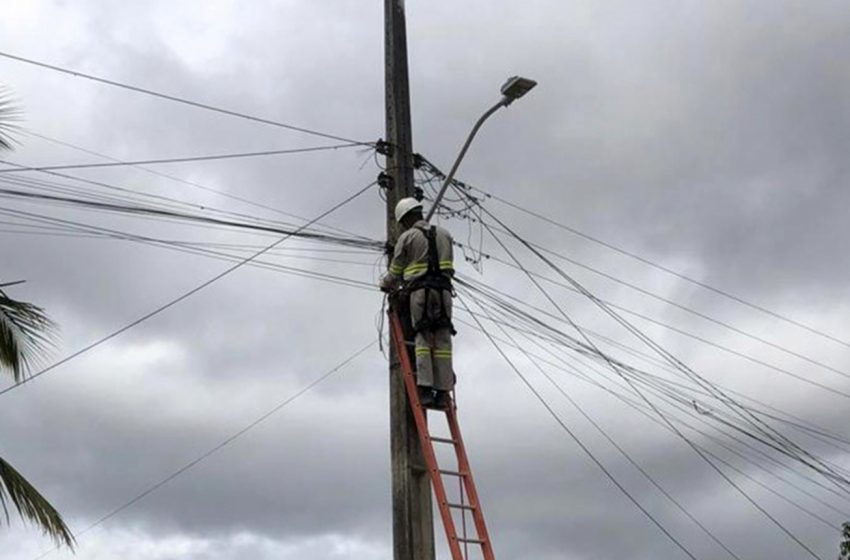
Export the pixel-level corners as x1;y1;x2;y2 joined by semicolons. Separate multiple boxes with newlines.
451;176;850;494
0;143;361;173
0;207;377;293
30;340;376;560
444;183;831;557
0;179;378;397
0;208;382;276
426;158;850;349
418;158;850;400
0;148;382;246
457;279;850;512
455;265;850;399
451;307;849;529
0;161;376;243
458;273;850;456
455;292;701;560
0;51;373;146
0;186;383;251
21;129;379;242
463;288;743;559
456;288;850;542
418;160;850;498
452;238;850;386
493;217;847;491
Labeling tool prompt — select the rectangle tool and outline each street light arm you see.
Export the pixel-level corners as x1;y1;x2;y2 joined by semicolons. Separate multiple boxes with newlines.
425;98;507;222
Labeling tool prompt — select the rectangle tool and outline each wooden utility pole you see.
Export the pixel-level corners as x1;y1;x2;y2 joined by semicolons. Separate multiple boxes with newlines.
384;1;436;560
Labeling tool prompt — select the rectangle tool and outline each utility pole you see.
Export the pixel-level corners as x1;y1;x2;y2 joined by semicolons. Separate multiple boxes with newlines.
384;2;436;560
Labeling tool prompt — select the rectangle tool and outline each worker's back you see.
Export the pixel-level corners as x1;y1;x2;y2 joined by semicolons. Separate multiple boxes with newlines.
391;219;454;283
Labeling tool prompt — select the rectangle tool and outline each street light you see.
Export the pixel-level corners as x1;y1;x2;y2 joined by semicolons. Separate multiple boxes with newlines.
425;75;537;221
500;76;538;105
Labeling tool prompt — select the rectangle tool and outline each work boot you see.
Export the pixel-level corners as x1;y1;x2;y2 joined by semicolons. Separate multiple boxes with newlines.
418;386;435;407
433;390;451;409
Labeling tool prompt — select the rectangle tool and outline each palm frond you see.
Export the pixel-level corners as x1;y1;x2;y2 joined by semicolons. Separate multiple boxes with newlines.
0;457;75;549
0;292;58;383
0;86;23;151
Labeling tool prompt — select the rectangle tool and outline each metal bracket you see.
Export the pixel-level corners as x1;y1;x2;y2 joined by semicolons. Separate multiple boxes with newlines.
378;172;394;190
375;139;393;157
412;152;424;169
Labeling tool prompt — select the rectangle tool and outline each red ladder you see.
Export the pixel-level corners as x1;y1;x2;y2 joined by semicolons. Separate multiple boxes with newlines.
389;309;496;560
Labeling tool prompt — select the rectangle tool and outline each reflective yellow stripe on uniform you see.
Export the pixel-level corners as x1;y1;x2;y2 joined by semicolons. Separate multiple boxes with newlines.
403;262;428;276
404;262;452;276
389;263;403;275
415;348;432;356
433;350;452;358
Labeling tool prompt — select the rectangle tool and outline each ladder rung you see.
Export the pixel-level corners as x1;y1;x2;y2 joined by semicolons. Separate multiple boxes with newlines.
446;502;476;511
389;311;494;558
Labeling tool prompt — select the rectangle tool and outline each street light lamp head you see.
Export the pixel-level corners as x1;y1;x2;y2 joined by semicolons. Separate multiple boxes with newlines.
500;76;537;106
425;74;538;221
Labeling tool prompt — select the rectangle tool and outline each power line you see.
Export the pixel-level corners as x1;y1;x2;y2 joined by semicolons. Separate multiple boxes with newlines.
461;290;832;558
452;306;850;527
452;191;832;556
456;293;700;560
530;330;848;529
30;340;376;560
458;181;849;491
481;187;850;349
0;180;377;397
0;160;313;230
0;143;361;173
457;262;850;399
0;186;383;250
22;130;377;242
423;162;850;402
459;273;850;452
458;280;850;506
455;238;850;385
0;51;372;146
0;170;376;252
0;157;339;232
469;291;743;558
0;207;380;290
417;154;850;349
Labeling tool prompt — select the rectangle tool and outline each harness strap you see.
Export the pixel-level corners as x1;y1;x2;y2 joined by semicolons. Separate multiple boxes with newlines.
411;288;456;336
409;225;456;335
425;225;440;277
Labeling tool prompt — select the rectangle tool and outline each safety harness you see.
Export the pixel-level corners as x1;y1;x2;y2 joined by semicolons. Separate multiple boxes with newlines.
407;225;456;335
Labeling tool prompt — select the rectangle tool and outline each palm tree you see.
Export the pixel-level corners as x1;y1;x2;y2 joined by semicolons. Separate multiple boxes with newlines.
1;86;75;549
0;86;21;151
840;521;850;560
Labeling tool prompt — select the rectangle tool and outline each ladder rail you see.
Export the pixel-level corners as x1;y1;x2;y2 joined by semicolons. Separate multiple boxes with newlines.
389;308;496;560
447;406;496;558
389;311;467;560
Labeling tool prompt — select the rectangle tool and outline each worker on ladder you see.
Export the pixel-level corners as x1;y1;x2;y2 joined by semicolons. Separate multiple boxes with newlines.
381;197;455;409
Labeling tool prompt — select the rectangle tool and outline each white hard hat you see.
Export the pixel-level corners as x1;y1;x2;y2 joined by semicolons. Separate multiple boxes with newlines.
395;197;423;223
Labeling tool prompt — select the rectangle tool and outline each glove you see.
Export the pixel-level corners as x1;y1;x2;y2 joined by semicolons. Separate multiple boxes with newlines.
380;273;399;293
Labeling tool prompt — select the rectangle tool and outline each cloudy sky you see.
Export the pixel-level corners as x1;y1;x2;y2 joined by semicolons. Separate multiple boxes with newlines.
2;1;850;559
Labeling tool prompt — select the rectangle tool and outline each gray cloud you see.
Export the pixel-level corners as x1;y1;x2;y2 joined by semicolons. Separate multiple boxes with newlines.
2;1;850;559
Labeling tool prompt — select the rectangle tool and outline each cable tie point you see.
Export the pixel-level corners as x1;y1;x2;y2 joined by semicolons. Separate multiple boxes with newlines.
377;172;393;190
375;139;393;157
